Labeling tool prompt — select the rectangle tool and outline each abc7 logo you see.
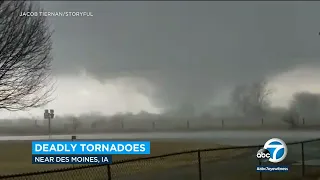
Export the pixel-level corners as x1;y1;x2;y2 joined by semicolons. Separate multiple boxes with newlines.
256;148;271;162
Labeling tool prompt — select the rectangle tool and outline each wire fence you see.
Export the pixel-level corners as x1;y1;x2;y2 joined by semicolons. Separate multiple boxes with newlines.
0;138;319;180
2;117;320;136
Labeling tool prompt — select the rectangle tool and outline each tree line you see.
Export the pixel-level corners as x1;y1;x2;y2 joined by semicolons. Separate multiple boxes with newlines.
231;80;320;126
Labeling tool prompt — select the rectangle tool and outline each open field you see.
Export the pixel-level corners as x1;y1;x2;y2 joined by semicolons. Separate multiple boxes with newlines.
118;155;320;180
0;140;319;180
0;140;247;176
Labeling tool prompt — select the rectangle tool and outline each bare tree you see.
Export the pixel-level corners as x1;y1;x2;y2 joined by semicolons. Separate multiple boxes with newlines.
231;84;250;115
282;108;299;128
249;81;273;116
231;80;273;117
0;1;54;111
287;92;320;121
71;116;81;133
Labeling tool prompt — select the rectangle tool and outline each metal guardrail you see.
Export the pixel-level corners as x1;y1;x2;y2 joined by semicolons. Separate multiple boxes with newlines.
1;138;320;180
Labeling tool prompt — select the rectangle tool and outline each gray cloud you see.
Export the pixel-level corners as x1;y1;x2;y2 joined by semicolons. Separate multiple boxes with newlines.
41;2;320;113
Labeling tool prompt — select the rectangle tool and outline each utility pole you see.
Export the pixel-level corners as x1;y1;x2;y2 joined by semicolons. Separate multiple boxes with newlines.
44;109;54;139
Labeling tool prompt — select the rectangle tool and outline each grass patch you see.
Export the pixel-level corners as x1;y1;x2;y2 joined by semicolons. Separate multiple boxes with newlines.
0;140;319;180
0;140;247;178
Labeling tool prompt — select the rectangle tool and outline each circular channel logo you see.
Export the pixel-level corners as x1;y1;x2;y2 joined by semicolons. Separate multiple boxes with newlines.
256;138;287;163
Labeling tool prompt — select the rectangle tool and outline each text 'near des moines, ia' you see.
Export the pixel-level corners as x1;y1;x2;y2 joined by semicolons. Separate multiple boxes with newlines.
20;11;93;17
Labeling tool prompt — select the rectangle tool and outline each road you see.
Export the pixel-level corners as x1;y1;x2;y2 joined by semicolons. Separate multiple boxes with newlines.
1;130;320;142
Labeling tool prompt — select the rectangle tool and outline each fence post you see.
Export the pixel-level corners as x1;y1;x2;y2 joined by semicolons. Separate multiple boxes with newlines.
221;119;224;128
71;136;76;168
71;136;76;141
152;121;155;130
197;150;202;180
107;164;112;180
302;118;305;125
187;120;190;129
258;146;262;180
261;118;264;125
121;120;124;129
301;142;305;177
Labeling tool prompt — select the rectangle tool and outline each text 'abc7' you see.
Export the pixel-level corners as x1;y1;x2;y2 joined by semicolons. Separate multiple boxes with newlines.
256;138;288;163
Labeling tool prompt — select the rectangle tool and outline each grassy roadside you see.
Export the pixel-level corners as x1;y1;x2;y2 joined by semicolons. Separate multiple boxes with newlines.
1;140;318;180
0;140;248;178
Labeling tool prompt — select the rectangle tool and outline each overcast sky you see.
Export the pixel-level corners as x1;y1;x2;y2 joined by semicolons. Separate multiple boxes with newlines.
3;1;320;119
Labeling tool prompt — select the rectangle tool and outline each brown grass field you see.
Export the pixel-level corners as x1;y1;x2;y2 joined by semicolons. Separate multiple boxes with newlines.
0;140;319;180
0;140;245;175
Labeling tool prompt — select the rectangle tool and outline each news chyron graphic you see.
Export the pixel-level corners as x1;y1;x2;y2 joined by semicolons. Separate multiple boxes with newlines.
256;138;289;172
31;141;151;165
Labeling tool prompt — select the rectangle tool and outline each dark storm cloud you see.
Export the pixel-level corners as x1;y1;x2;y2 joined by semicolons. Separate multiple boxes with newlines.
41;2;320;113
